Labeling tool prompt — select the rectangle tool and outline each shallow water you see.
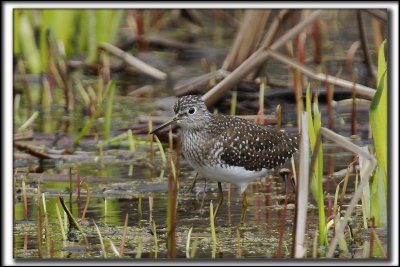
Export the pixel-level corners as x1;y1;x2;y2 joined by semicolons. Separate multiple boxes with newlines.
13;131;384;259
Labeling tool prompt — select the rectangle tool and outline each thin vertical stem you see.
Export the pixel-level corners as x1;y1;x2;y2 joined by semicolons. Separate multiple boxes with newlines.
37;186;43;258
351;71;357;136
119;213;129;257
276;104;282;130
148;120;154;161
22;179;28;220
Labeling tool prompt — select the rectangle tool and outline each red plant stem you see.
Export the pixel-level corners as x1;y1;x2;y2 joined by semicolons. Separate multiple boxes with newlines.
325;72;334;129
369;218;375;258
255;183;260;224
311;19;321;64
296;33;305;64
264;183;270;223
327;194;332;219
69;167;73;213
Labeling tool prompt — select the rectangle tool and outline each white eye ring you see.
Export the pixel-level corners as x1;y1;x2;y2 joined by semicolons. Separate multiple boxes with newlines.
188;107;196;115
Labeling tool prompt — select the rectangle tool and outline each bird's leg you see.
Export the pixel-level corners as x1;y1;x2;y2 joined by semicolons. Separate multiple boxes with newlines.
279;168;295;194
186;172;199;193
199;178;207;214
213;182;223;218
240;191;248;225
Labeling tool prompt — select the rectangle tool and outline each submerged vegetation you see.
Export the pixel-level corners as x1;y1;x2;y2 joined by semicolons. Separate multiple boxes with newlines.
11;7;390;260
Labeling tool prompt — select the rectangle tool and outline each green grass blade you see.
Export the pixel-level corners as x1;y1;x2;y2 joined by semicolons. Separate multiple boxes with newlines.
306;86;318;201
313;93;326;245
86;10;125;63
19;14;42;73
306;85;316;147
369;40;387;187
368;40;387;227
103;80;116;141
370;167;387;226
153;135;167;165
13;10;21;54
42;10;78;55
306;84;326;245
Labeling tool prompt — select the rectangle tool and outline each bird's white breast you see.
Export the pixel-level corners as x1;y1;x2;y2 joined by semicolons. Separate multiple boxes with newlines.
189;162;267;193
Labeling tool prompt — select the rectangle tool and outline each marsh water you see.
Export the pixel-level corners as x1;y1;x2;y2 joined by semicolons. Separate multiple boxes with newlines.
13;10;387;259
13;90;381;259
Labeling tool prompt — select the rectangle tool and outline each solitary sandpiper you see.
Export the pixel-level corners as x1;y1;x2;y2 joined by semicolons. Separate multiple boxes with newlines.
151;95;299;224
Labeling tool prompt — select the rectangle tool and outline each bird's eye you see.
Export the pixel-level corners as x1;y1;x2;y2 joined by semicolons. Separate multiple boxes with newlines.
188;107;196;115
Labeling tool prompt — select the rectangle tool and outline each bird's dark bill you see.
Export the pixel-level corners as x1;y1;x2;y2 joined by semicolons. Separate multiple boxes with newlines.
150;117;178;134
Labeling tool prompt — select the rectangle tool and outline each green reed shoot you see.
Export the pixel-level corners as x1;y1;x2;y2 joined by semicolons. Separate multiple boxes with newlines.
128;129;136;176
96;131;146;147
93;219;107;258
369;40;387;227
18;13;41;74
186;227;193;259
190;238;199;258
55;200;67;240
15;9;125;78
108;239;120;258
154;134;167;165
152;219;158;258
76;78;91;111
339;168;350;207
17;111;38;132
86;10;125;63
41;10;78;57
103;80;116;141
170;158;177;181
13;10;21;54
119;213;129;257
306;85;326;245
333;179;342;217
37;185;43;258
42;193;50;254
80;182;91;220
135;238;143;259
148;195;154;223
59;196;83;232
